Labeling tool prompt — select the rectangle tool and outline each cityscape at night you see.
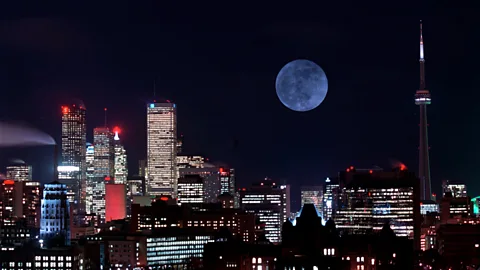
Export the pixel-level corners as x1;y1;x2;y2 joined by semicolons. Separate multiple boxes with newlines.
0;2;479;270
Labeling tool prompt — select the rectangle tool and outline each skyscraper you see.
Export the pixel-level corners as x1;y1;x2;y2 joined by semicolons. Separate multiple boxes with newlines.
40;181;70;246
85;143;94;214
147;101;177;197
92;127;114;222
239;179;290;243
60;103;87;209
113;127;128;184
6;164;32;182
300;185;323;215
415;21;432;201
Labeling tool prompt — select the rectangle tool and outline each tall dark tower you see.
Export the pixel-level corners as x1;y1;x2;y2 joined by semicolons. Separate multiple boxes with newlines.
415;21;432;200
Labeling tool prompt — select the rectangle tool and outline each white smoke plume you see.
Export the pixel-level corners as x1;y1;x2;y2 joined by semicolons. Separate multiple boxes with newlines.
0;122;55;147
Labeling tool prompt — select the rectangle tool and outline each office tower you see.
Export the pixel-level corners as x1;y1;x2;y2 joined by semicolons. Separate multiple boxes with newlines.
415;21;432;200
300;185;323;215
40;181;71;246
177;175;204;205
177;134;184;154
176;155;205;169
6;164;32;181
323;177;338;223
0;179;41;228
147;101;177;197
92;127;114;222
138;159;147;178
105;184;127;222
239;179;289;243
334;168;420;247
126;176;146;217
442;180;467;198
60;103;87;209
85;143;94;214
57;165;81;204
113;127;128;184
180;166;233;203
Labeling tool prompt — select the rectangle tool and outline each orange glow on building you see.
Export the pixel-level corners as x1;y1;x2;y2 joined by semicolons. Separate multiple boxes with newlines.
3;180;14;185
160;196;169;201
400;164;407;171
219;167;224;173
105;176;111;181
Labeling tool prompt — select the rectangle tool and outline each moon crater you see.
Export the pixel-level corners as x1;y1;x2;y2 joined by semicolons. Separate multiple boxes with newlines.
275;59;328;112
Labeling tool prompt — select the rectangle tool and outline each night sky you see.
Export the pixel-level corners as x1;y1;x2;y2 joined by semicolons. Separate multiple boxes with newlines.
0;3;479;207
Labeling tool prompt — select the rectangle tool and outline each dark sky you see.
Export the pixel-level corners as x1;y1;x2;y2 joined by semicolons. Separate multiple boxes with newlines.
0;2;479;206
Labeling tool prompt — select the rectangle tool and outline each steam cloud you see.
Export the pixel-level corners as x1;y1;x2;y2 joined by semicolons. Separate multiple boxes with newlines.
9;158;26;164
0;122;55;147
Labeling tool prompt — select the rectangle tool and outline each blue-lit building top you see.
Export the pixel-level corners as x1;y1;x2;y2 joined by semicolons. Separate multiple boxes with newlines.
40;181;70;246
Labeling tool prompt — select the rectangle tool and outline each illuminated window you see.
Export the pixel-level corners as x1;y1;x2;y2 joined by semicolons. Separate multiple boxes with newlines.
252;257;256;264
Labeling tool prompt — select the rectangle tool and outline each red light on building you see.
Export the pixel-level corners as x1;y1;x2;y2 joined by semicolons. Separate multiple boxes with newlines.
105;184;126;222
113;126;121;134
160;196;169;201
400;164;407;171
350;166;354;170
369;170;373;174
219;167;224;173
346;169;350;172
4;180;14;185
105;176;111;181
104;107;107;111
61;106;70;114
242;188;246;191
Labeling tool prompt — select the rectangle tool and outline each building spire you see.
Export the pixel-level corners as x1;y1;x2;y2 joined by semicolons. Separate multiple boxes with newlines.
419;20;426;90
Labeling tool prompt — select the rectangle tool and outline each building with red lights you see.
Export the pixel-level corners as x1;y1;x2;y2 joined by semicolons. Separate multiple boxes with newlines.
105;183;127;222
0;179;40;228
60;103;87;211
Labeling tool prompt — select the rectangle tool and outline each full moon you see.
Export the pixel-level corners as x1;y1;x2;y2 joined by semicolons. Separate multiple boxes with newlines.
275;59;328;112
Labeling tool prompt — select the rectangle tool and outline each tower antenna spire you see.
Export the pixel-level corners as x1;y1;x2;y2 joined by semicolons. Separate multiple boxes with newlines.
419;20;426;90
415;20;432;201
104;107;108;128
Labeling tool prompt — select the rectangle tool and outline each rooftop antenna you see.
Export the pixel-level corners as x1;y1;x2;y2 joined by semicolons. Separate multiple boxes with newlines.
104;108;108;127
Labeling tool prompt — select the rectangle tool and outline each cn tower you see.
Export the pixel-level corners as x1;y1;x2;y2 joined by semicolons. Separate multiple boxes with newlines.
415;20;432;201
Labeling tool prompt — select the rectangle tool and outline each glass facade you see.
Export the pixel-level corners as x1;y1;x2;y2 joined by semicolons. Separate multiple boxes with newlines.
146;235;214;267
40;182;70;246
113;132;128;184
92;127;114;222
6;165;32;182
60;104;87;210
301;185;323;216
147;102;177;197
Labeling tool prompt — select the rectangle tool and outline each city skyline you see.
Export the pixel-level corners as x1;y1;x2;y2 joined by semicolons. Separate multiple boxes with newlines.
0;4;478;200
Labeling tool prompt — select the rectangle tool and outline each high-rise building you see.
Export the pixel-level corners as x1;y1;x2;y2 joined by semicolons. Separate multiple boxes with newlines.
323;177;338;223
334;168;420;247
442;180;467;198
57;165;81;203
177;175;204;205
179;166;234;203
176;155;205;169
415;21;433;201
60;103;87;209
138;159;147;178
6;164;32;182
105;184;127;222
0;179;41;228
40;181;70;246
85;143;94;214
239;179;290;243
300;185;323;215
113;127;128;184
92;127;114;222
147;101;177;197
